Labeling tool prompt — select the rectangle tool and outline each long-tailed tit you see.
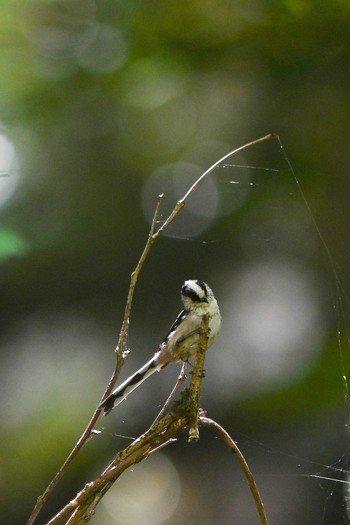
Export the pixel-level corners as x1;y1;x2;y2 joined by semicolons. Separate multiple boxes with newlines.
99;279;221;415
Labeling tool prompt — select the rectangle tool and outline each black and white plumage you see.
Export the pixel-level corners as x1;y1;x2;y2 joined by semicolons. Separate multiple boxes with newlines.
99;280;221;415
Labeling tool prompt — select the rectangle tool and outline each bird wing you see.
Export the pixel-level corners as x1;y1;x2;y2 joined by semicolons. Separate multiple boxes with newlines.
160;309;188;345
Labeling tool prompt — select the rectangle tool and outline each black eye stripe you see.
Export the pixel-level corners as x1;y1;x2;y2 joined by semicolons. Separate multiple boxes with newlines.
182;287;202;302
181;281;208;302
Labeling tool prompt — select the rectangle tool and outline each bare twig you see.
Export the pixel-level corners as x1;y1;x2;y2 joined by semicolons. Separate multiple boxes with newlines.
153;134;274;239
47;354;269;525
200;417;269;525
47;405;189;524
151;362;187;426
46;312;214;524
187;314;209;442
25;195;165;525
26;134;275;525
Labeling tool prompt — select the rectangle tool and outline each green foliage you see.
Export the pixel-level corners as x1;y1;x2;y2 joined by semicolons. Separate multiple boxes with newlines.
0;227;29;260
1;1;350;524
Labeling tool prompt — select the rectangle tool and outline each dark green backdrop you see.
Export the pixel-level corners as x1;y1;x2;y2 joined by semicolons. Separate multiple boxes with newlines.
1;2;350;524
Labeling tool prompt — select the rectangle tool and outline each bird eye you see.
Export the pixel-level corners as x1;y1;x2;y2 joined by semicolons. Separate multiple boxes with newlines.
182;284;209;303
182;285;201;302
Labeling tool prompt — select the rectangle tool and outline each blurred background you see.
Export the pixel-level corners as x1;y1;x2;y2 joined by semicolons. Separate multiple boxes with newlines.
1;1;350;524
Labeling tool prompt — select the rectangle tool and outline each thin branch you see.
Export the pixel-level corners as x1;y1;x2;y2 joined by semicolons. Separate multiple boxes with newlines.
46;314;213;524
47;411;189;525
200;417;269;525
25;195;165;525
153;133;275;239
26;134;275;525
151;362;187;426
181;134;274;203
187;313;209;442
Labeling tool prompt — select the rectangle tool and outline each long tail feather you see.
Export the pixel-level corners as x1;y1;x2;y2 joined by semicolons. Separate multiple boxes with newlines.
99;354;162;415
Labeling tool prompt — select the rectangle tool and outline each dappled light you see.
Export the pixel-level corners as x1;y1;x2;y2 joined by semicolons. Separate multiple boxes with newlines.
1;1;350;525
0;131;20;208
219;262;326;390
100;454;181;525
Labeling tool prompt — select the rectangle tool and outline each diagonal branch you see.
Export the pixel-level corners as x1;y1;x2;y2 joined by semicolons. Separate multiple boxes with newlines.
26;134;275;525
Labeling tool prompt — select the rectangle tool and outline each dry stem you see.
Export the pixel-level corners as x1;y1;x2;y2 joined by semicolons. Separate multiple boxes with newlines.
200;417;269;525
47;316;211;525
26;134;275;525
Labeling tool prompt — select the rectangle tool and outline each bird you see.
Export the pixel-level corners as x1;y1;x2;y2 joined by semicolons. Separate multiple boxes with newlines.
99;279;221;415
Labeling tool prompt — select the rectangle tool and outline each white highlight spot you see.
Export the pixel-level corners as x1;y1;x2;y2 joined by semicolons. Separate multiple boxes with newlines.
0;132;20;209
209;261;326;397
101;453;181;525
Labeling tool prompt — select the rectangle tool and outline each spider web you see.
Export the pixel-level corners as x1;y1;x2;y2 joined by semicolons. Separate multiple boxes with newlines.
94;135;350;525
217;138;350;525
136;135;350;525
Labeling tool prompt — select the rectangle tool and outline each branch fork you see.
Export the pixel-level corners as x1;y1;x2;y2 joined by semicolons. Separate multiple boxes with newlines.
26;134;275;525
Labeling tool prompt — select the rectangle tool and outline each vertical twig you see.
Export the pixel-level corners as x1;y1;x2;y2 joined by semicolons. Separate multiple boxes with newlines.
151;362;187;426
26;134;275;525
187;314;209;442
26;194;165;525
